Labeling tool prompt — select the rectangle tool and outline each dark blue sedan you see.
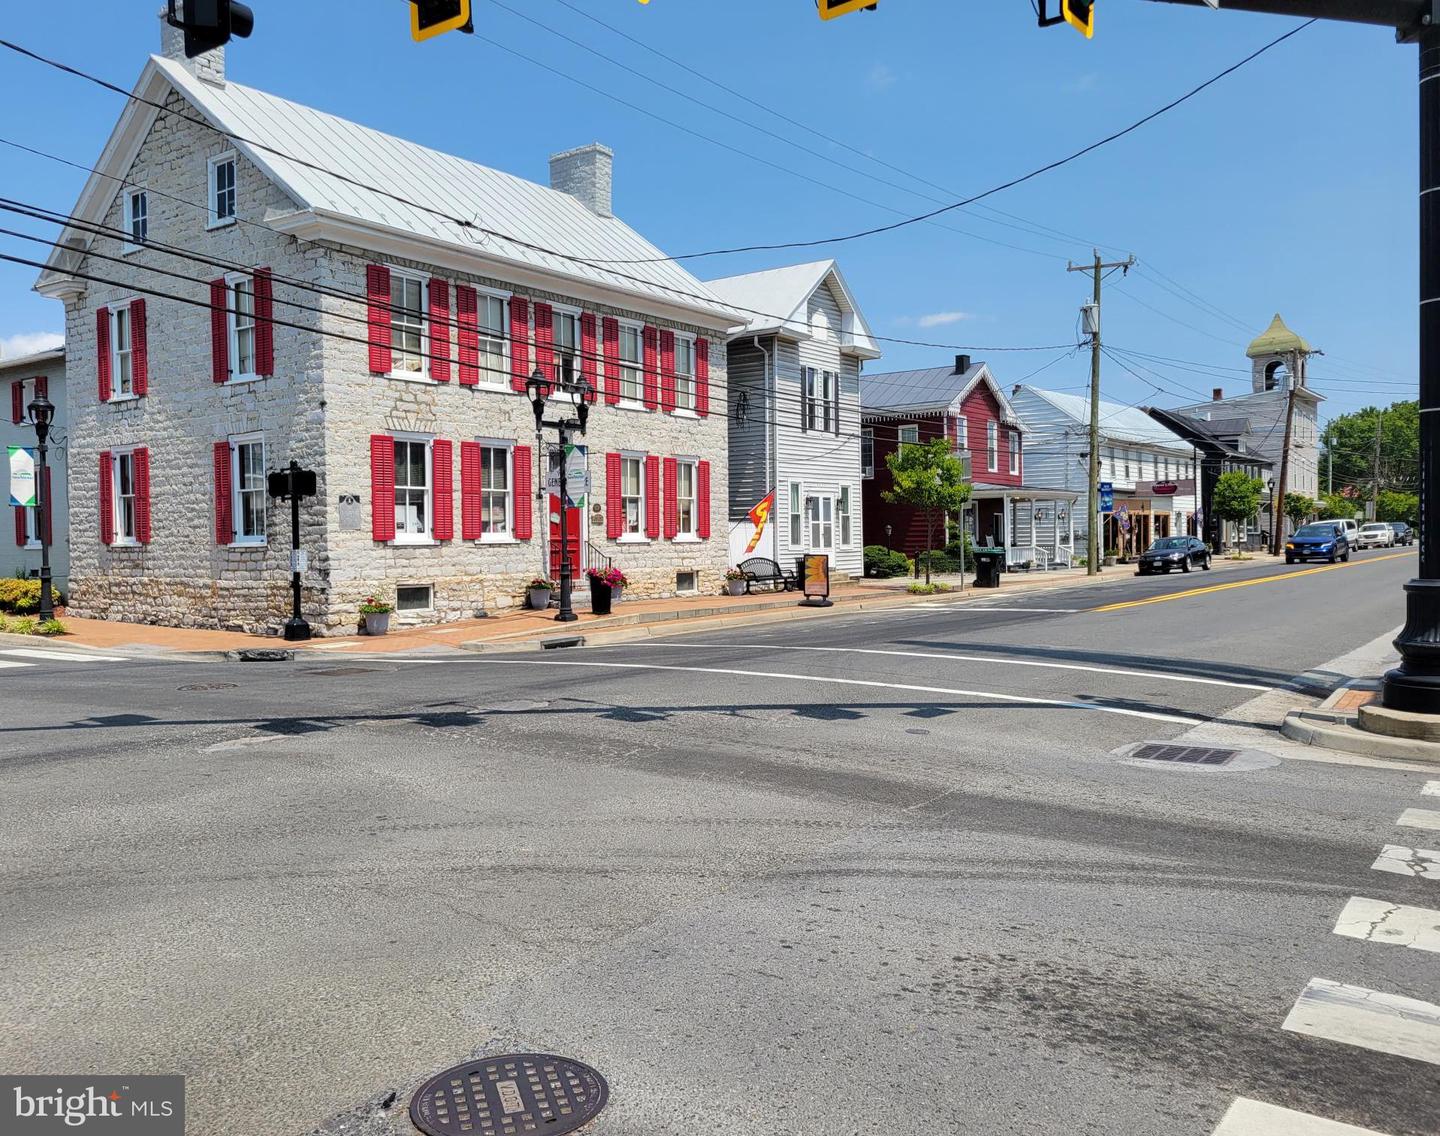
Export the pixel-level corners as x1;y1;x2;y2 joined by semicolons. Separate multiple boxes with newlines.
1286;522;1351;565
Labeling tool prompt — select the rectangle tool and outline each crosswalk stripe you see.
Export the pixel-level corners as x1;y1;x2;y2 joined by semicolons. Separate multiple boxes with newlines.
1398;807;1440;832
1333;896;1440;954
1283;978;1440;1065
1371;844;1440;880
0;648;127;663
1212;1097;1395;1135
0;658;31;669
1422;780;1440;796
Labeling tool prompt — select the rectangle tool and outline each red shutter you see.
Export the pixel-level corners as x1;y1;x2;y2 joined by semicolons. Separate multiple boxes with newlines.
660;330;676;413
580;311;597;392
513;444;533;540
432;438;454;540
602;317;621;405
366;265;392;374
429;279;451;382
96;307;111;402
13;505;24;547
697;461;711;539
456;285;479;386
34;376;48;401
254;267;274;376
460;441;482;539
696;338;710;418
99;452;114;545
210;279;229;383
663;457;679;539
509;296;530;392
370;434;396;541
213;441;233;545
9;381;21;424
130;298;148;396
606;451;623;538
642;325;659;409
645;454;661;538
533;302;554;383
133;446;152;544
41;466;52;547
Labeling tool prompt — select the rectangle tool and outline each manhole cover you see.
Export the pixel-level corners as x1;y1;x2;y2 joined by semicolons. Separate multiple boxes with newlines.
178;682;238;691
306;667;379;676
1132;743;1237;766
410;1054;608;1136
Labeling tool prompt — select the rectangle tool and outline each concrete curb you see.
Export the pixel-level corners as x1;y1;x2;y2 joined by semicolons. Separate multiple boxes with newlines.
1280;708;1440;764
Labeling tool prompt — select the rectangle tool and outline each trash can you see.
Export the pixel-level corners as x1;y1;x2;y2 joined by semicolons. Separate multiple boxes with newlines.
973;547;1005;588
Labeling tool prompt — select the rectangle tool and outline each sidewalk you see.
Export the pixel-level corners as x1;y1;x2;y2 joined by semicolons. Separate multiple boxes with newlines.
11;551;1288;659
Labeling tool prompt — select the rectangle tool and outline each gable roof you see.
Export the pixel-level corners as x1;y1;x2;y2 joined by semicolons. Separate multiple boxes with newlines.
1016;386;1189;448
37;56;737;328
860;361;1020;425
706;260;880;357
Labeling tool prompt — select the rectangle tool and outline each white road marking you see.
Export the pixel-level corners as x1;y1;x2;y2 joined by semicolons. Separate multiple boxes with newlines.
304;642;360;651
1283;978;1440;1065
1371;845;1440;880
1212;1097;1395;1135
0;648;127;662
634;642;1267;692
1424;780;1440;796
1398;808;1440;832
1333;896;1440;954
0;658;31;669
941;606;1080;613
481;659;1201;725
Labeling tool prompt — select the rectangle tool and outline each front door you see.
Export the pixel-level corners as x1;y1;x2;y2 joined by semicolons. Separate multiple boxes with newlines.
806;494;834;553
547;447;584;578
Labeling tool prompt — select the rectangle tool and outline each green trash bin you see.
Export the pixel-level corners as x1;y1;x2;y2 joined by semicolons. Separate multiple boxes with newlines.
972;547;1005;588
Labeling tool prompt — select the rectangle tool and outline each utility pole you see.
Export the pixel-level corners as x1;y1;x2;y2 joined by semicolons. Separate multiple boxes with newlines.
1270;349;1300;556
1372;407;1385;520
1068;249;1135;576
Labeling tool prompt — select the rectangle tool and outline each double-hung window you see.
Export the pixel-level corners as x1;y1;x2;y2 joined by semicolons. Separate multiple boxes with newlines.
955;416;968;452
553;309;580;385
229;275;256;380
393;438;430;540
619;325;643;403
478;294;507;384
208;153;236;227
389;273;426;376
898;424;919;448
125;190;147;248
674;337;696;412
113;449;138;544
987;422;999;473
1009;430;1021;477
233;435;266;544
861;428;874;479
480;444;512;538
838;486;852;545
111;305;134;398
789;483;802;546
803;369;837;432
620;455;645;535
675;460;697;536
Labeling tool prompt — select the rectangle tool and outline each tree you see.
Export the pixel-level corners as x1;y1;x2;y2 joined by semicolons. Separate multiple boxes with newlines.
1284;492;1316;529
1318;493;1358;521
883;438;971;584
1211;472;1265;550
1320;400;1419;497
1376;489;1420;527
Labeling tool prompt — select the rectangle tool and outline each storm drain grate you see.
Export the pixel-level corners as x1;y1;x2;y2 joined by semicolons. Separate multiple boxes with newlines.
410;1054;608;1136
1133;743;1238;766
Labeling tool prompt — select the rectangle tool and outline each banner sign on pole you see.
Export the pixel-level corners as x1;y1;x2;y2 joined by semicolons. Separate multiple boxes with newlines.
743;491;775;554
7;446;36;508
1099;481;1114;511
563;443;588;508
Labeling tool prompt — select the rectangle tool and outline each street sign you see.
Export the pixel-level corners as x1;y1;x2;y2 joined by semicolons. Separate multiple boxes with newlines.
1099;481;1114;511
7;446;35;507
290;549;308;574
801;553;833;607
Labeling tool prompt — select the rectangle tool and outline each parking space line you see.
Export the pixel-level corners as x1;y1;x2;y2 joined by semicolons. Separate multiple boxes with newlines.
1282;978;1440;1066
1333;897;1440;954
1212;1097;1395;1135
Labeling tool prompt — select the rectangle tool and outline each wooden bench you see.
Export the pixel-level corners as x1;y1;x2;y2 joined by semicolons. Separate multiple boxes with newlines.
738;556;798;594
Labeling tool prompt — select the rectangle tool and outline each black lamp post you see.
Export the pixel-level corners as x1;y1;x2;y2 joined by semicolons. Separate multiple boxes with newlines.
526;366;596;623
25;393;55;622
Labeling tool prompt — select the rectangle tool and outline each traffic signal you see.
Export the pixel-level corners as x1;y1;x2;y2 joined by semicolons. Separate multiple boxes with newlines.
166;0;254;59
818;0;878;20
1062;0;1094;38
411;0;473;42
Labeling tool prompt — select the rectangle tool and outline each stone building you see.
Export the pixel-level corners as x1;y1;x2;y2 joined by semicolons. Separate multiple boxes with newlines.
2;346;69;593
34;20;736;633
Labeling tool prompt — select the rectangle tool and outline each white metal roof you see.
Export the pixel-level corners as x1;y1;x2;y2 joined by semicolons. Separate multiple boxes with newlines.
1019;386;1191;448
706;259;880;356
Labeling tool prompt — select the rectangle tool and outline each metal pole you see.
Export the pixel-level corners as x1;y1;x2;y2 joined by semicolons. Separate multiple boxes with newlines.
1384;22;1440;711
35;432;52;622
283;459;310;641
1087;251;1101;576
555;425;577;623
1270;351;1298;556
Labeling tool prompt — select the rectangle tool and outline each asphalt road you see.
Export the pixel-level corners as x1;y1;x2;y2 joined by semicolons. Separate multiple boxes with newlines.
2;548;1436;1136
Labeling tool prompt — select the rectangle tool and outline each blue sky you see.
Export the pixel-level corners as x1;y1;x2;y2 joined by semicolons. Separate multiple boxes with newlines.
0;0;1419;425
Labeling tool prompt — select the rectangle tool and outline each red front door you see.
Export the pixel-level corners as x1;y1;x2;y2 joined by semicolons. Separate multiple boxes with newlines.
548;490;583;579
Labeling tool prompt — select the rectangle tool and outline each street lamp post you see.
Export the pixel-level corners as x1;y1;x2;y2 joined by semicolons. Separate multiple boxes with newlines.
25;393;56;623
526;367;596;623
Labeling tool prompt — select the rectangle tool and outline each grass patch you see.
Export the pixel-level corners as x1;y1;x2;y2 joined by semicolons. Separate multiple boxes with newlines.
906;582;954;596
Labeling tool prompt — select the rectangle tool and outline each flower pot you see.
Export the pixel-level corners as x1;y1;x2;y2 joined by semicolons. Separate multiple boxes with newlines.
1102;555;1117;568
726;579;746;596
589;579;613;616
528;588;552;611
364;611;391;636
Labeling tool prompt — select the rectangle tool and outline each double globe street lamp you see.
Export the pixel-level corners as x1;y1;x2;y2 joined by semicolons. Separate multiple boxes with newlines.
525;367;596;623
24;393;56;623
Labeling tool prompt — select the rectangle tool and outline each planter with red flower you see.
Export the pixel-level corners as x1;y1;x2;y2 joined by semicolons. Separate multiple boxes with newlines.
358;596;394;636
585;566;627;615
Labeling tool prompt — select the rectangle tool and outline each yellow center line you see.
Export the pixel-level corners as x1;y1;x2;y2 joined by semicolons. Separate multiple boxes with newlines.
1090;551;1411;613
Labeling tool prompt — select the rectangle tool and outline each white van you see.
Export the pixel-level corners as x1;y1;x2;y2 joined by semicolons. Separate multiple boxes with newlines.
1336;518;1360;542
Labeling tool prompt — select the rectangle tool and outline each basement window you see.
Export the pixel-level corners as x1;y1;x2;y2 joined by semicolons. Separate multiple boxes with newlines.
396;584;433;612
676;570;697;595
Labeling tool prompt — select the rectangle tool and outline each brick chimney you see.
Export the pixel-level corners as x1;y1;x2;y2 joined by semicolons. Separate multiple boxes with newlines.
159;7;225;85
549;144;613;219
1212;387;1223;401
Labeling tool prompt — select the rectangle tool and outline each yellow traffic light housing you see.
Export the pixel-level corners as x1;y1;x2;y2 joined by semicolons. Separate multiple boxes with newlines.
411;0;472;42
818;0;878;20
1062;0;1094;38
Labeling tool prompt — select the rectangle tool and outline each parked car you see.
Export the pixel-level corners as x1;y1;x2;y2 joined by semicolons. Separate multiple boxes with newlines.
1336;518;1360;542
1388;522;1414;546
1357;522;1397;549
1286;522;1351;564
1136;536;1212;575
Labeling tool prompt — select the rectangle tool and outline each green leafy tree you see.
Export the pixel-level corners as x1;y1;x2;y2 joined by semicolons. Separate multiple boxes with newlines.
1283;493;1316;529
1320;400;1419;497
1211;472;1265;549
1376;489;1420;527
1317;493;1359;521
883;438;971;584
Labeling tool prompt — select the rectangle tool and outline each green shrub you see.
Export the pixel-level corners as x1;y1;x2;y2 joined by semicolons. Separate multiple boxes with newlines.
36;618;66;637
5;616;37;635
906;582;953;595
864;544;911;579
916;550;961;574
0;578;64;614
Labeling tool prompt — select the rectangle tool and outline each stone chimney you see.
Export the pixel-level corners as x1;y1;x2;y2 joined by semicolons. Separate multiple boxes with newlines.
549;143;613;219
1212;387;1223;401
159;8;225;85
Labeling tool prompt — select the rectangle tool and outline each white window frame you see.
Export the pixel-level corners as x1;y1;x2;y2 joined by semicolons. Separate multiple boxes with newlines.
112;446;139;546
392;433;433;544
806;493;834;551
23;498;40;550
803;368;820;431
230;433;267;546
1009;430;1021;477
395;583;435;613
898;423;920;447
207;152;237;229
387;268;429;381
123;189;147;252
673;335;697;414
227;273;258;383
618;322;644;407
475;287;510;389
477;440;515;542
955;414;968;452
860;427;874;479
618;452;648;542
110;302;135;400
986;421;999;473
550;304;582;387
789;482;803;547
674;458;699;540
838;485;852;546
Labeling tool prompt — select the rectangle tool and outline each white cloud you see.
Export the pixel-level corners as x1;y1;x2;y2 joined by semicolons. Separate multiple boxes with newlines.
865;63;897;93
0;331;63;360
916;311;975;329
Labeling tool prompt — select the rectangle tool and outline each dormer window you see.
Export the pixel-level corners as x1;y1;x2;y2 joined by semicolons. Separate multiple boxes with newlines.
208;153;237;227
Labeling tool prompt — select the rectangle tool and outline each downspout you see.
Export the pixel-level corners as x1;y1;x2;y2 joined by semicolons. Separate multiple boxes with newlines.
754;335;778;563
